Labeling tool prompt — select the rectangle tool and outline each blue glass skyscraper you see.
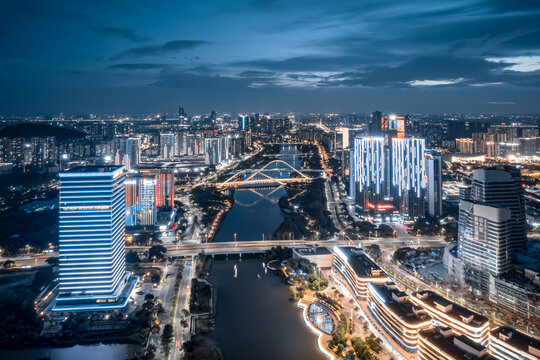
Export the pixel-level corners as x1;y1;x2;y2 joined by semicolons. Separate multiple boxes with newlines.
53;165;137;312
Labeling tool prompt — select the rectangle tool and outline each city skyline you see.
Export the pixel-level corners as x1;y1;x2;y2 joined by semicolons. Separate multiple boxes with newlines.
1;0;540;114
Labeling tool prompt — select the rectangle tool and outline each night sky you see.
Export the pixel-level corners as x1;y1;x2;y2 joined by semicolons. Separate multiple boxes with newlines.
1;0;540;115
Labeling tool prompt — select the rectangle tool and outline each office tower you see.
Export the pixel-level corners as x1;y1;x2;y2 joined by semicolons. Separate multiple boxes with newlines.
427;156;442;218
470;166;526;252
54;166;137;311
204;136;229;165
156;169;174;209
349;137;386;206
392;138;426;220
458;201;512;294
368;111;383;135
335;127;350;149
446;120;467;140
160;133;175;160
238;114;249;131
114;136;140;170
125;173;159;226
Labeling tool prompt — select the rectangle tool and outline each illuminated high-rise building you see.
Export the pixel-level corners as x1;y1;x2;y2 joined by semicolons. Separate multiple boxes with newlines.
160;133;175;160
54;166;137;312
392;137;426;220
458;201;512;294
427;156;442;218
114;136;140;170
349;137;386;207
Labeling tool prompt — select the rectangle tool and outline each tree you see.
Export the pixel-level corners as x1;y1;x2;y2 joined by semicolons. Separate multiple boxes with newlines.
351;337;373;360
180;309;190;318
3;260;15;268
161;323;174;349
126;250;140;263
148;245;167;262
366;334;382;353
45;257;58;266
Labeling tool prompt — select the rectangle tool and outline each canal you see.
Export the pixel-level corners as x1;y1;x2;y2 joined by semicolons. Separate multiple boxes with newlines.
214;145;302;243
206;260;325;360
207;145;325;359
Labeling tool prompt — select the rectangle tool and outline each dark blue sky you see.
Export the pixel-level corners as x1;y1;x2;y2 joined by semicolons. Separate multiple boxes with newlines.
1;0;540;115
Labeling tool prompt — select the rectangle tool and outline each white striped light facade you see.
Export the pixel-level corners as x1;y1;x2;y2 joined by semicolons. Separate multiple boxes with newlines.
350;137;385;199
392;138;426;198
410;291;490;345
54;166;132;311
332;246;388;298
368;282;432;353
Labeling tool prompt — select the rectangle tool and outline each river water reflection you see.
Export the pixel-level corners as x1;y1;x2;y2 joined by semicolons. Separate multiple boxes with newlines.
208;145;326;359
207;260;325;360
214;145;301;243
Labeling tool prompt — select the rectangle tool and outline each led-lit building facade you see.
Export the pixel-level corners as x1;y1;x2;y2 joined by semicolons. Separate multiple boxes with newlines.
410;290;490;345
332;246;388;298
125;169;174;226
160;133;175;160
418;327;494;360
349;137;386;209
125;174;157;226
54;166;137;312
489;326;540;360
368;282;432;353
427;156;442;218
392;137;426;220
349;135;426;220
114;136;140;170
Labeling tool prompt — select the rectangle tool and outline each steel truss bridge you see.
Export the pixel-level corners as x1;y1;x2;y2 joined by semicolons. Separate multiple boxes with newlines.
217;159;312;188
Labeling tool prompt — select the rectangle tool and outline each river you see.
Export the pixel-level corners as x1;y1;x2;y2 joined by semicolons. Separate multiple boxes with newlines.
206;145;325;359
206;260;325;360
214;144;301;243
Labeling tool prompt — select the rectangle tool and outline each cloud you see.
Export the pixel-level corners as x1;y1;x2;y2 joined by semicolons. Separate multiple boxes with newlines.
92;26;148;42
486;55;540;72
113;40;206;59
409;78;465;86
487;101;516;105
108;63;169;71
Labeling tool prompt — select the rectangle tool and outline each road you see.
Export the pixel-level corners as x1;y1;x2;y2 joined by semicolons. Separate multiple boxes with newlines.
171;256;197;360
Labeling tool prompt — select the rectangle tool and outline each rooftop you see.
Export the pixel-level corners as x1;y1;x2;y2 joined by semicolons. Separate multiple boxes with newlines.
412;290;489;327
370;282;432;325
491;326;540;355
336;246;386;278
420;328;493;360
294;247;332;256
61;165;125;176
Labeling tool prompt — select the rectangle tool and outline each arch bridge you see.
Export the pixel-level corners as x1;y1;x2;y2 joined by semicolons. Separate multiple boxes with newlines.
217;159;312;189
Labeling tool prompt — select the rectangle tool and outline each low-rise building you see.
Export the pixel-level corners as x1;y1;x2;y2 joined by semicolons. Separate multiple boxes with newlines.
333;246;388;298
411;290;490;345
368;282;433;353
418;326;493;360
489;326;540;360
292;247;334;270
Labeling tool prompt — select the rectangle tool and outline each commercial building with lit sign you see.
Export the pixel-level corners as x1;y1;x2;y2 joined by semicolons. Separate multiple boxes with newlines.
54;165;138;311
